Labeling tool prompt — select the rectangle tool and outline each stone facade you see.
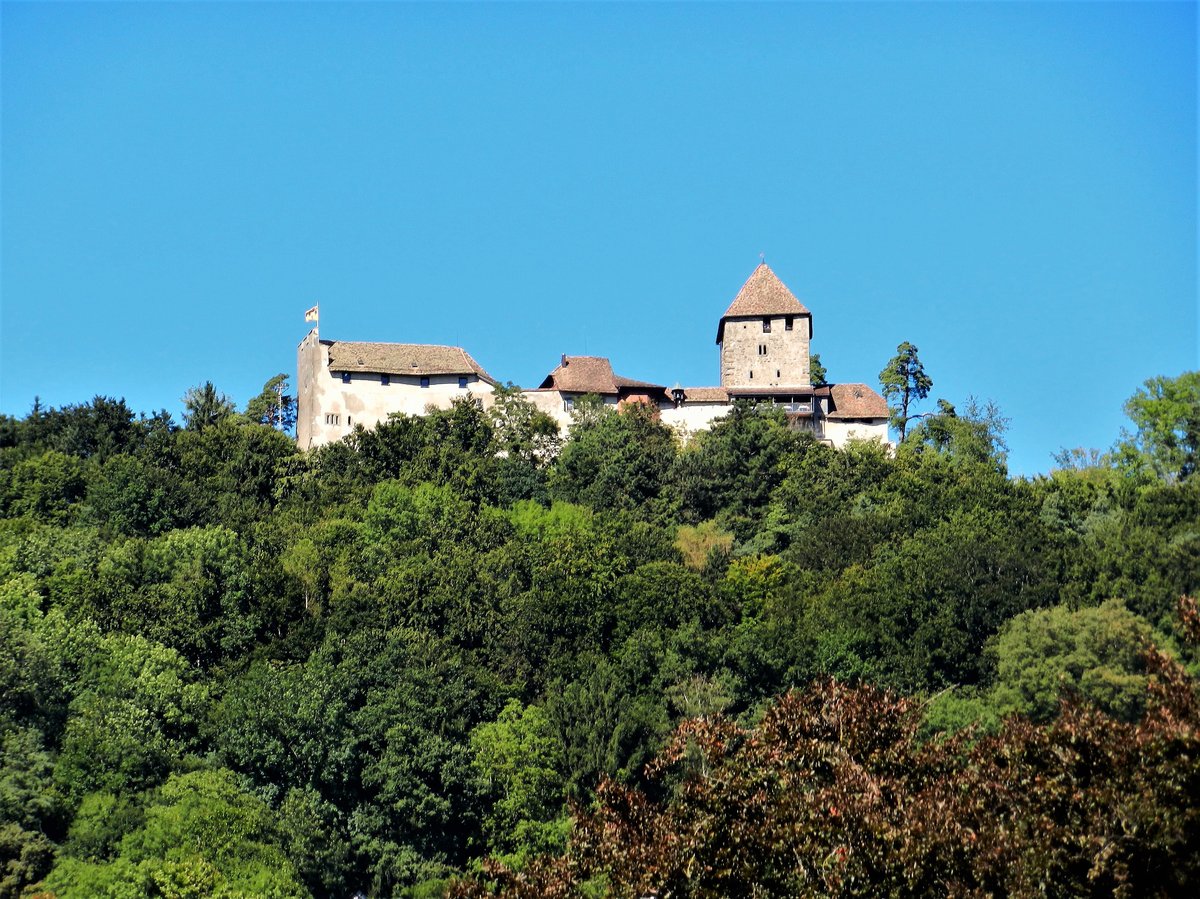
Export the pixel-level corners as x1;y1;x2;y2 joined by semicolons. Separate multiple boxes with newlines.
719;313;811;388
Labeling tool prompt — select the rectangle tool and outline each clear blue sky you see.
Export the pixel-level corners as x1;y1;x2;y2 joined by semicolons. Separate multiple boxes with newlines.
2;1;1195;475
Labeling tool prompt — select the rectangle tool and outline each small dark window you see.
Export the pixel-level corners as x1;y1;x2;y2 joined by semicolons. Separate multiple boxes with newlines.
749;370;754;379
458;376;468;389
381;374;390;386
785;316;794;331
347;416;352;426
341;372;351;384
776;370;781;378
420;376;430;388
762;318;771;333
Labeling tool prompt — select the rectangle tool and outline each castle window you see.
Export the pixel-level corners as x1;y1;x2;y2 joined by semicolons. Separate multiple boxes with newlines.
420;376;430;388
458;376;468;389
381;374;390;386
762;318;771;333
758;344;767;355
785;316;794;331
776;370;781;378
324;413;341;425
564;395;575;412
749;370;753;379
341;372;351;384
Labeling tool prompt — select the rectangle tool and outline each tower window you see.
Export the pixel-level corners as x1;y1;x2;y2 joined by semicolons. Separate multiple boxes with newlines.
776;370;781;378
341;372;351;384
324;413;341;425
420;376;430;388
749;370;753;379
762;318;771;333
459;376;468;389
381;374;390;386
785;316;794;331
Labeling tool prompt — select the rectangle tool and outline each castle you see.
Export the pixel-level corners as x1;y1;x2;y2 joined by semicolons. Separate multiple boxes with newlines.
296;264;890;450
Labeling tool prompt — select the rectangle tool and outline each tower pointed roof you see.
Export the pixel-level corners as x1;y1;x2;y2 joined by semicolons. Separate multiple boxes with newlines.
716;263;810;343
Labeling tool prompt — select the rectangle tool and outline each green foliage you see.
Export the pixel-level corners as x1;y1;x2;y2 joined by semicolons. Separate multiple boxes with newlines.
809;352;828;387
469;700;570;868
244;374;297;434
181;382;236;432
3;450;87;524
904;395;1010;468
878;340;932;440
989;599;1163;722
551;401;677;515
3;373;1199;895
1115;370;1200;483
44;768;309;899
673;401;813;539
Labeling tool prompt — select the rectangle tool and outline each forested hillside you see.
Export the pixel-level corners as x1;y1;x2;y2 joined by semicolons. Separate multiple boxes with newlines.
1;373;1197;898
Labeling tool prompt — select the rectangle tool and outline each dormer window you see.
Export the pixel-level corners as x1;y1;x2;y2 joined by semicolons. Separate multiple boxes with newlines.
762;318;771;333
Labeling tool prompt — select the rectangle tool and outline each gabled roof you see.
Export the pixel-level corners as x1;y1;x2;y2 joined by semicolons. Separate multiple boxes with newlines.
717;263;810;343
326;340;496;384
825;383;888;419
538;355;664;395
679;386;730;403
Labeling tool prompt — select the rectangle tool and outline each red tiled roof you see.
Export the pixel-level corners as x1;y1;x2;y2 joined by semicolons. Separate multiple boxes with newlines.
680;386;729;403
538;355;664;395
826;383;888;419
327;340;496;384
717;264;811;343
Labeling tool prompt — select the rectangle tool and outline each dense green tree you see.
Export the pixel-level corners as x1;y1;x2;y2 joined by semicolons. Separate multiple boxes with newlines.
1115;370;1200;484
44;768;309;899
182;382;237;432
551;401;677;515
989;600;1163;721
3;369;1199;895
245;374;297;434
673;401;813;539
469;700;570;868
878;341;932;440
809;353;828;387
3;451;87;524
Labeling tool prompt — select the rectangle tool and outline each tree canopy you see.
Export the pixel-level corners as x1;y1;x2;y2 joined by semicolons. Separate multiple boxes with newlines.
1;369;1197;897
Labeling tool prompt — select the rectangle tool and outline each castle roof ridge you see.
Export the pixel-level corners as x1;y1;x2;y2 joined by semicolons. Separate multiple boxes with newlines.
326;338;497;384
716;263;811;343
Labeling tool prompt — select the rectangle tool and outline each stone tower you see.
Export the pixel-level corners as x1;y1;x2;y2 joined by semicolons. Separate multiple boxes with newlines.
716;263;812;388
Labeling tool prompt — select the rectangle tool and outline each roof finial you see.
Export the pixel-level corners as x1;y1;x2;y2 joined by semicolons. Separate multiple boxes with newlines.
759;252;765;266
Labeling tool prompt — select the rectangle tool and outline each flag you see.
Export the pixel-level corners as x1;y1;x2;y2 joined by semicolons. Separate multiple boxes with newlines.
304;304;319;323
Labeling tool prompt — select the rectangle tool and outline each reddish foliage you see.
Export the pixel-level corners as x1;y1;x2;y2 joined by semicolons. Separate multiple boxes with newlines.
451;636;1200;898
